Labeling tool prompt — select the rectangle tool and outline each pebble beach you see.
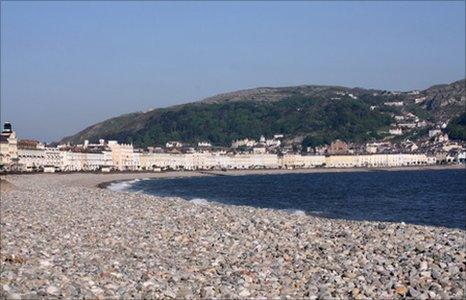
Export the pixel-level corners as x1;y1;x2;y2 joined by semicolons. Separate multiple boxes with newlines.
1;173;465;299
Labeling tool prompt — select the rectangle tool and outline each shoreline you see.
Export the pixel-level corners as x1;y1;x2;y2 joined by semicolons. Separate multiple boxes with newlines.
2;164;463;194
1;173;464;298
93;164;465;191
2;163;463;181
96;165;466;230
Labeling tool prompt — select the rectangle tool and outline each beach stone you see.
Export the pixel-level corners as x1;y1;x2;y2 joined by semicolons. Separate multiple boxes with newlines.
409;287;421;298
201;286;216;298
46;285;60;295
395;285;408;296
416;244;426;253
420;271;431;278
39;260;52;268
238;289;251;298
5;293;22;300
448;266;460;275
0;173;464;299
377;223;386;230
2;285;11;292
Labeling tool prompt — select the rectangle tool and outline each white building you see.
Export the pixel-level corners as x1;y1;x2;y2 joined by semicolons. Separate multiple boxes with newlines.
325;154;435;168
108;141;137;171
365;143;379;154
61;151;85;172
265;139;281;148
384;101;404;107
59;150;113;172
82;151;113;171
198;141;212;147
435;134;449;143
429;129;442;138
17;139;47;171
280;155;325;169
252;147;266;154
0;123;18;171
165;141;183;148
45;147;63;170
389;128;403;135
18;148;46;171
231;138;257;148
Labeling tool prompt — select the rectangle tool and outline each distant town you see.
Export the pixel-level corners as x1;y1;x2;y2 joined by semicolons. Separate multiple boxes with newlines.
0;121;465;173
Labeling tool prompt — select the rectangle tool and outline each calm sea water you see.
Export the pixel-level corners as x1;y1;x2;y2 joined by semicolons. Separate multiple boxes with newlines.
121;169;466;229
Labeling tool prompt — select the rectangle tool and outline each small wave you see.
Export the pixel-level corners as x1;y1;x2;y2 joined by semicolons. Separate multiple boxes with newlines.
107;178;142;192
309;210;324;215
285;209;307;216
107;181;132;192
189;198;210;205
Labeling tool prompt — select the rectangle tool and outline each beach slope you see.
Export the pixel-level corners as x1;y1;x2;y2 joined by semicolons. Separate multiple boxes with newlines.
1;173;464;299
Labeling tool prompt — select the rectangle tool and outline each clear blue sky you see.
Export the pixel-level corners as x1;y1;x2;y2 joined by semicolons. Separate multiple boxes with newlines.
1;1;465;142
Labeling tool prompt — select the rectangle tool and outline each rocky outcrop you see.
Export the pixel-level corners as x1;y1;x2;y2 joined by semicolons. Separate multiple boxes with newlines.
422;79;466;122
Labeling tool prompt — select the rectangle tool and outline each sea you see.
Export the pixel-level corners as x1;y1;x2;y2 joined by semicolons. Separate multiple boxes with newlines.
109;169;466;229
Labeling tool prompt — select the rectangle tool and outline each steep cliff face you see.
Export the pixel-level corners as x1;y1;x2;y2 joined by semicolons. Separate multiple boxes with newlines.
60;79;466;147
422;79;466;121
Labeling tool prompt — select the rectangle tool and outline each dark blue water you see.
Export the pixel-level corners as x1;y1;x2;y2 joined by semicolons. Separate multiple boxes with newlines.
128;169;466;229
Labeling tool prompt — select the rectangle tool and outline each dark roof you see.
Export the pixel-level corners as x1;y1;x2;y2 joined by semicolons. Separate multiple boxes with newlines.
18;139;40;150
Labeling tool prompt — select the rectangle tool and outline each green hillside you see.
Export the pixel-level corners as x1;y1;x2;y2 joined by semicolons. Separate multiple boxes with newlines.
446;112;466;141
60;80;465;147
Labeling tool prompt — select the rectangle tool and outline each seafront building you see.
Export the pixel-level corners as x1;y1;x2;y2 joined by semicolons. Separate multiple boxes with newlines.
108;141;138;171
1;122;465;173
45;147;63;169
324;154;436;168
0;123;18;171
17;140;46;172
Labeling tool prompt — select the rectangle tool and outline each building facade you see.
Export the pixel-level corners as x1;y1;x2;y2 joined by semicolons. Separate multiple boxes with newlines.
108;141;138;171
0;123;18;171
